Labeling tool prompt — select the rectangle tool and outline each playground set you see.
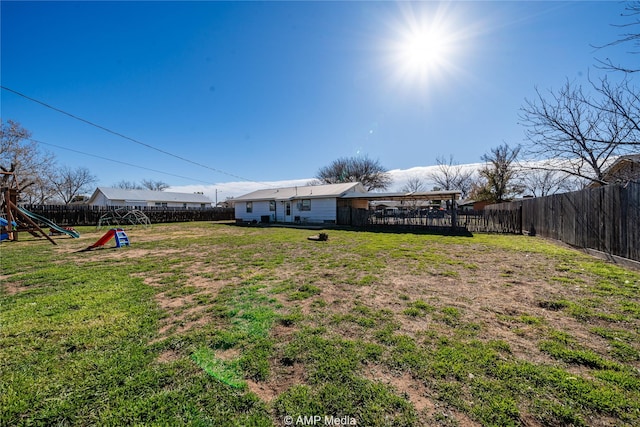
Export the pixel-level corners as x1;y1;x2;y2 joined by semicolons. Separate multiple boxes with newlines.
80;228;130;251
2;167;133;250
0;168;79;245
97;207;151;230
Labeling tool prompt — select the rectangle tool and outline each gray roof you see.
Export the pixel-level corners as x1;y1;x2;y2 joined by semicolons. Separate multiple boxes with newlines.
90;187;212;204
341;190;461;201
234;182;367;201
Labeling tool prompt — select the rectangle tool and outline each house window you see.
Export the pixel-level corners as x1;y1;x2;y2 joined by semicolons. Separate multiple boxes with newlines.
300;199;311;211
269;201;276;211
246;201;253;213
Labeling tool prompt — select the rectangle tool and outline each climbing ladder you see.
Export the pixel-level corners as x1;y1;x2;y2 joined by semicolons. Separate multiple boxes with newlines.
114;229;130;247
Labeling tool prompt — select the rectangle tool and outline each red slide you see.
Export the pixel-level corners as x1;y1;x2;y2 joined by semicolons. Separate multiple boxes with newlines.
82;229;117;251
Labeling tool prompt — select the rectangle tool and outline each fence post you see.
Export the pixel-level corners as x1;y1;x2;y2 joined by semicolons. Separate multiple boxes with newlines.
451;196;457;229
518;205;523;234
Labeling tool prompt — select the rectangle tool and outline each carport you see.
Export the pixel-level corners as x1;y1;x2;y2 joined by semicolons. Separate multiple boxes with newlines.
338;190;462;229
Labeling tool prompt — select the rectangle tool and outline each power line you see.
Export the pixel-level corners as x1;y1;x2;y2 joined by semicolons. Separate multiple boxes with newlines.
32;138;214;185
1;85;259;183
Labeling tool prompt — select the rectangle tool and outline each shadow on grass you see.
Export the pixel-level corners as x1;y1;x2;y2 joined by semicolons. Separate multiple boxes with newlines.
226;222;474;237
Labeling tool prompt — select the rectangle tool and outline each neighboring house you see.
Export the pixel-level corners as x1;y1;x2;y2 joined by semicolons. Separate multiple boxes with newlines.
457;200;476;212
457;199;492;212
87;187;213;208
233;182;369;224
370;200;435;216
602;154;640;185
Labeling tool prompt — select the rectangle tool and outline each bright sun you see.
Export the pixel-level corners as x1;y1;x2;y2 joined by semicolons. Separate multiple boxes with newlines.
400;27;450;75
386;3;466;88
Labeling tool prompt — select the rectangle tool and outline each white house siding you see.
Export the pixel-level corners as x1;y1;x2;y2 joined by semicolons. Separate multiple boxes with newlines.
91;192;110;206
235;198;338;223
88;187;212;208
148;201;206;208
234;201;275;222
291;198;336;223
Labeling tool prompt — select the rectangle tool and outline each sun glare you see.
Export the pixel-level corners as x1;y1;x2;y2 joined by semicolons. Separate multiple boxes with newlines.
385;3;469;88
401;27;450;74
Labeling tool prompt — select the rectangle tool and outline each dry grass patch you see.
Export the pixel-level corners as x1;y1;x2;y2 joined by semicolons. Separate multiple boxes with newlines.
3;223;639;426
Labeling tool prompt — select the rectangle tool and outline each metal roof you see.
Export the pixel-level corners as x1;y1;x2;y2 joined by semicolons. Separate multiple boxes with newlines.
233;182;368;201
341;190;461;201
90;187;213;204
234;183;461;203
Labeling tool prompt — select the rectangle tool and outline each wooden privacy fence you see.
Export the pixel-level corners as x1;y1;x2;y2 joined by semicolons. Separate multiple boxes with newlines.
460;209;522;234
486;181;640;262
19;205;235;227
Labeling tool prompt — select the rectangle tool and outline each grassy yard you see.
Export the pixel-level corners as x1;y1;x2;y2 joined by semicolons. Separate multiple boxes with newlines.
1;222;639;426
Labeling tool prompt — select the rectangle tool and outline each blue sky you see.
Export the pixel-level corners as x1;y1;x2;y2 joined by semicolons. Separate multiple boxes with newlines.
1;1;632;199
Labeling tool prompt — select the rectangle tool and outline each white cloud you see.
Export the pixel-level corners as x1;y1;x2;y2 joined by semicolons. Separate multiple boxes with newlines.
168;178;313;204
386;163;483;191
168;164;488;203
168;157;605;204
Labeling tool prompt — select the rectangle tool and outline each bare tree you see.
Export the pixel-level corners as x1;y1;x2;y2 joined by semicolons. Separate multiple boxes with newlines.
399;176;426;211
49;166;97;205
400;176;425;193
221;197;235;208
0;119;58;203
113;179;169;191
591;76;640;146
520;81;632;185
21;175;58;204
315;155;392;191
113;180;143;190
590;2;640;151
595;1;640;74
141;179;169;191
518;168;575;197
427;155;474;199
475;144;523;203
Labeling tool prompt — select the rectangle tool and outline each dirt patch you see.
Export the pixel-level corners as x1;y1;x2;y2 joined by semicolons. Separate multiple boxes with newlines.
363;367;480;427
156;349;181;364
216;348;241;361
247;362;307;403
1;279;23;295
72;247;183;262
365;368;436;413
154;299;211;341
146;261;232;343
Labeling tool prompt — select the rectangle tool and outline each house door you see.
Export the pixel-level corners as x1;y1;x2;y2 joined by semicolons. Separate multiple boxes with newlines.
285;202;292;222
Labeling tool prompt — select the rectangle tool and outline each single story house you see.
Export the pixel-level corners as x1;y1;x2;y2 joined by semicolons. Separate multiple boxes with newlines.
233;182;369;224
457;199;493;212
87;187;213;208
234;182;462;226
602;154;640;185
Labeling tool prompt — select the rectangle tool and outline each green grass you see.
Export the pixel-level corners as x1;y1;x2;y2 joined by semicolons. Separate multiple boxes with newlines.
2;223;640;426
191;346;246;389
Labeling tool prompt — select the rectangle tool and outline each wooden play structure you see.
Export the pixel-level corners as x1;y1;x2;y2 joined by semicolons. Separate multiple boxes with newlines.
1;166;79;245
